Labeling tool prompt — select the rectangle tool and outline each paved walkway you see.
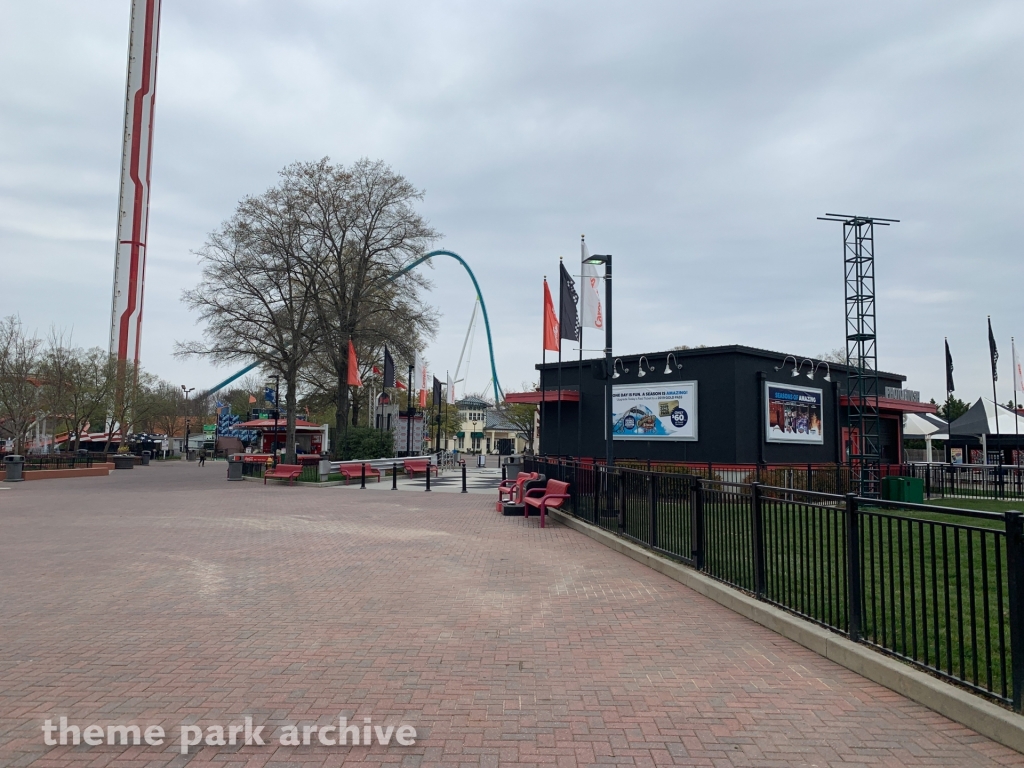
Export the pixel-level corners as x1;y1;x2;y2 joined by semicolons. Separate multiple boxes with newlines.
1;462;1021;767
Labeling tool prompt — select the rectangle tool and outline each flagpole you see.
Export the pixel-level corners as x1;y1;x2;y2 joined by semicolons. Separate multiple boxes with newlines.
578;236;585;460
557;261;564;458
540;277;546;458
1014;338;1020;465
990;317;1000;458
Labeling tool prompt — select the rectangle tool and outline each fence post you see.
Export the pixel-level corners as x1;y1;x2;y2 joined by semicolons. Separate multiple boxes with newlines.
691;477;705;570
461;461;467;493
845;493;863;642
925;465;932;500
751;483;766;597
807;463;812;491
649;473;659;548
391;462;398;490
1005;512;1024;711
502;463;507;483
425;462;431;492
360;462;366;489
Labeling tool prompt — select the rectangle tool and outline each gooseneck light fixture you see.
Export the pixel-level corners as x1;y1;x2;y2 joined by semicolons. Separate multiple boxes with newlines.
774;355;798;374
637;356;654;377
810;361;831;382
664;352;682;375
612;358;629;379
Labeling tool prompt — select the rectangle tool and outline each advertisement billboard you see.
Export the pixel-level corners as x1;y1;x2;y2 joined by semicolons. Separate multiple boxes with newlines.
612;382;697;440
765;382;824;444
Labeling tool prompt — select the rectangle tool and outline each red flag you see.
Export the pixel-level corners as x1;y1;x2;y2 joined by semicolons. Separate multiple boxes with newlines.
372;365;382;375
347;340;362;386
543;278;560;352
248;394;256;404
396;381;407;390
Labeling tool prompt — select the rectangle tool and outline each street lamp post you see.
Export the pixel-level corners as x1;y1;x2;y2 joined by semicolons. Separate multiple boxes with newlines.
406;364;415;456
181;385;194;460
583;253;613;467
269;374;280;465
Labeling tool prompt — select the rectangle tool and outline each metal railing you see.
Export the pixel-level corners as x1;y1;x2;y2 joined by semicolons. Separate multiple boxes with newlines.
17;455;95;470
525;456;1024;711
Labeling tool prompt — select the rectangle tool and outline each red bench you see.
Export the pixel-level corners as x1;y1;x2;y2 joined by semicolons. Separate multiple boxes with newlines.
523;479;570;528
339;463;381;484
403;459;438;477
496;472;538;511
264;463;303;485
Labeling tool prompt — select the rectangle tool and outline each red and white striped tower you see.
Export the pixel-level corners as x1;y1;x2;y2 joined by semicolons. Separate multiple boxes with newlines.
109;0;162;366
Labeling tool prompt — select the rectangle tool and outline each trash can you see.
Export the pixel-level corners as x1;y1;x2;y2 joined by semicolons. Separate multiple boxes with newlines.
477;454;487;468
141;450;151;466
880;476;902;501
901;477;924;504
3;454;25;482
227;454;244;481
318;457;332;481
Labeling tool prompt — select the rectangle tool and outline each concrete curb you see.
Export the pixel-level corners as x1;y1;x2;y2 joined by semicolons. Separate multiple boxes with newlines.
547;508;1024;755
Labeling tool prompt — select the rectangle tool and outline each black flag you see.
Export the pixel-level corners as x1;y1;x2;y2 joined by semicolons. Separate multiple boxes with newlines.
559;261;579;342
945;338;955;392
989;317;999;381
383;346;395;389
432;376;442;408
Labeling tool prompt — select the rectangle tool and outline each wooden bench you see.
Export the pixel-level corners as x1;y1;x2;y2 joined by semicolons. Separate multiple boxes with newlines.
264;463;303;485
523;479;570;528
339;463;382;485
497;472;537;510
403;459;438;478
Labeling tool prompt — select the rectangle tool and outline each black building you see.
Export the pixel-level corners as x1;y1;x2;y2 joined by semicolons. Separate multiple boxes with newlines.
524;345;933;465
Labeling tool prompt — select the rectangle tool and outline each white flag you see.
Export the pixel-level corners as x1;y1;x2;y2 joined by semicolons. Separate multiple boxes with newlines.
447;371;456;405
580;238;603;330
1014;338;1024;394
412;351;423;396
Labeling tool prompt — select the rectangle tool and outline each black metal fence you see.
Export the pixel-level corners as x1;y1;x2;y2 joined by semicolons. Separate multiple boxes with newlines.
18;455;95;470
525;456;1024;711
610;459;1024;502
903;463;1024;501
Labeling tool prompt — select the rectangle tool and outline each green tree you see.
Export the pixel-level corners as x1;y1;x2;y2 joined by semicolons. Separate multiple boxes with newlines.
934;396;970;422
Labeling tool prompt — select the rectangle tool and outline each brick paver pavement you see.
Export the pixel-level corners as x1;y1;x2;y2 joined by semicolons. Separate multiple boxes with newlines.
1;462;1021;767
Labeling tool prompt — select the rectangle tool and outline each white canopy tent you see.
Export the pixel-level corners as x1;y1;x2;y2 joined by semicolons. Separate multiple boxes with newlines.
903;412;949;463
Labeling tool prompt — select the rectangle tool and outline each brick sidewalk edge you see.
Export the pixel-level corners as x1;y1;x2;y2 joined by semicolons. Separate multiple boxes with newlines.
547;507;1024;755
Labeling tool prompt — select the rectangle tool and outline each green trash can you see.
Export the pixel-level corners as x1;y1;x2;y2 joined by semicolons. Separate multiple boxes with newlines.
880;476;902;501
901;477;924;504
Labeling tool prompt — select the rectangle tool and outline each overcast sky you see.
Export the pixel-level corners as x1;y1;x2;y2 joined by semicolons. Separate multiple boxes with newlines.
2;1;1023;406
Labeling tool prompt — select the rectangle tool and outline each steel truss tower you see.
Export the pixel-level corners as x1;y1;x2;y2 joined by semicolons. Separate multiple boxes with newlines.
819;213;899;497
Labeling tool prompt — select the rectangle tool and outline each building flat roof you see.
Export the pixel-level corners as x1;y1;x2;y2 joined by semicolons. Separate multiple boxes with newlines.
535;344;907;382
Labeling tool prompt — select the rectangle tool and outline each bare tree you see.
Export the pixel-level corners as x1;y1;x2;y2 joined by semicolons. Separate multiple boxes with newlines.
297;158;438;441
38;335;117;452
178;167;323;463
0;317;42;454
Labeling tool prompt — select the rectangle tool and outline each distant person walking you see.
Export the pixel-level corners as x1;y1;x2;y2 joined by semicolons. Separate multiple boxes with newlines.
198;450;206;467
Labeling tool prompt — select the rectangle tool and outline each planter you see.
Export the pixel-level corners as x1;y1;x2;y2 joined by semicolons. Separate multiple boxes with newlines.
112;455;136;470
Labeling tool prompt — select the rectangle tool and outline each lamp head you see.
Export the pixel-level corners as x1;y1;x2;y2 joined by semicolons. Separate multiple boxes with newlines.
790;368;799;377
823;372;831;382
584;253;611;265
806;370;814;380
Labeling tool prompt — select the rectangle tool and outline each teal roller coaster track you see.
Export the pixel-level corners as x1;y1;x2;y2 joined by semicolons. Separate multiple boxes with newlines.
203;250;504;404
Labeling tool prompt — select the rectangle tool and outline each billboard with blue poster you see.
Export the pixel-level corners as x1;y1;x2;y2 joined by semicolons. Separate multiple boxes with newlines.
612;382;698;440
765;382;824;444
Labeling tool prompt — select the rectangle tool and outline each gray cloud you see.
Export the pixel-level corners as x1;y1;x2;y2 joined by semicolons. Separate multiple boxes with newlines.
2;1;1023;405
